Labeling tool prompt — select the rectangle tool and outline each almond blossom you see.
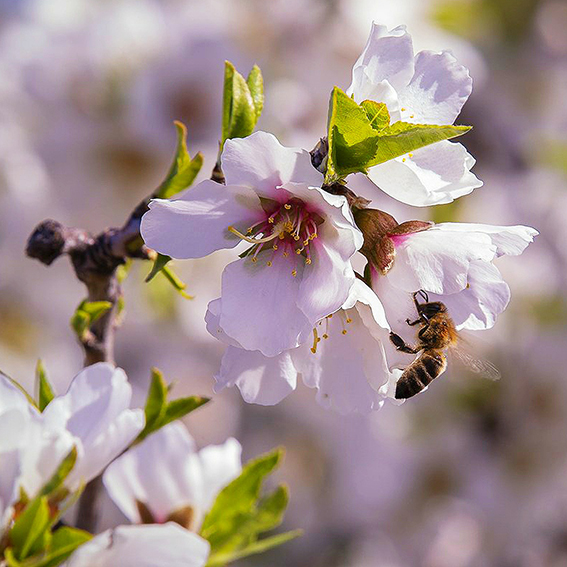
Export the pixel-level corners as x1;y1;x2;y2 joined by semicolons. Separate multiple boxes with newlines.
65;523;210;567
209;280;392;415
103;423;241;531
0;363;144;510
347;23;482;207
141;131;363;357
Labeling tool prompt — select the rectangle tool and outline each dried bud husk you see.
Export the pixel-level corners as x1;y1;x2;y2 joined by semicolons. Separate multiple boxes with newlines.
136;500;157;524
389;220;433;236
167;505;196;530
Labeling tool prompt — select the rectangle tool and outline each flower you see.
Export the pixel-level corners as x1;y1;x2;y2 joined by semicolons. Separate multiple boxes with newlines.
103;423;241;531
65;523;210;567
141;131;363;357
0;363;145;509
370;222;537;335
347;23;482;207
209;279;392;415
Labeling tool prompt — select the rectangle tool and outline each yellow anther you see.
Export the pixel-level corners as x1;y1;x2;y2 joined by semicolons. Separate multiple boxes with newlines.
247;227;253;234
294;235;300;241
402;158;406;162
409;153;413;158
272;244;278;250
283;251;289;257
296;249;302;254
267;261;272;267
346;317;353;323
279;233;285;240
303;240;309;246
323;333;329;339
251;257;257;263
305;258;312;265
410;114;414;118
291;269;297;277
284;203;292;210
328;314;333;318
401;107;406;111
342;329;347;335
268;217;275;223
311;328;319;354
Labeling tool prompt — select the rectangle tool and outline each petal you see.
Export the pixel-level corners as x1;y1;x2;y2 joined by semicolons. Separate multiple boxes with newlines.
205;298;242;348
67;524;210;567
221;131;322;197
0;373;38;417
218;256;312;357
188;438;242;512
297;238;355;324
214;346;298;405
433;223;538;257
103;423;197;523
347;23;415;99
292;310;385;415
141;180;262;259
387;225;496;295
367;141;482;207
429;261;511;330
398;50;472;125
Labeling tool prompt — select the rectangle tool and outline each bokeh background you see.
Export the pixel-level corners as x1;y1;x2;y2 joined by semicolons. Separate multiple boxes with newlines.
1;0;566;565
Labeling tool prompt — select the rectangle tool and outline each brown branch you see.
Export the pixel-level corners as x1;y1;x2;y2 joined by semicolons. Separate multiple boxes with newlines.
25;194;156;531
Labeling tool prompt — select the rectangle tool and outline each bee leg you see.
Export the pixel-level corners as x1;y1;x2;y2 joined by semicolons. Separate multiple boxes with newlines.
406;317;425;326
414;290;429;304
389;332;420;354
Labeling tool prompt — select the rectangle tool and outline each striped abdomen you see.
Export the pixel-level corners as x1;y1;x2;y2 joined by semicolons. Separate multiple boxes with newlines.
395;350;447;400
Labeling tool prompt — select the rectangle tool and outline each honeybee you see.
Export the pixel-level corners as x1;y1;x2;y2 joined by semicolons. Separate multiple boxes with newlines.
389;290;500;399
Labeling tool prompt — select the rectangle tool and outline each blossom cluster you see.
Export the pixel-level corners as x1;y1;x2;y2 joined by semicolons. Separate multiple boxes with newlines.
141;23;537;413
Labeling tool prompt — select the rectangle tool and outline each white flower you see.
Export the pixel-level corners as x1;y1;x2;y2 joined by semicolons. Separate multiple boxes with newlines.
103;423;241;531
141;131;363;357
210;280;392;415
0;363;145;508
371;222;538;341
65;523;210;567
347;23;482;207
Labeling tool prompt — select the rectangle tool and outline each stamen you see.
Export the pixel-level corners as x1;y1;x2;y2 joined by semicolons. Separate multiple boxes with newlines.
291;269;297;277
284;203;292;210
311;328;319;354
228;225;281;244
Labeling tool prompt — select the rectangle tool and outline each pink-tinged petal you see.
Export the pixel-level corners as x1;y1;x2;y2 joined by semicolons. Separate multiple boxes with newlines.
345;279;390;331
297;238;355;324
398;50;472;125
67;524;210;567
205;298;242;348
214;346;297;405
387;225;496;295
141;180;262;259
219;256;312;357
434;223;538;257
292;310;384;415
221;132;322;197
347;23;415;99
429;262;511;330
367;141;482;207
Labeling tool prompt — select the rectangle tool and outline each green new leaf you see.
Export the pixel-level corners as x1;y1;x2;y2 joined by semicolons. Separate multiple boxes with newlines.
326;87;380;183
162;396;210;425
155;121;204;200
145;253;171;283
0;370;38;409
145;255;193;300
201;448;283;538
221;62;261;148
246;65;264;120
361;100;390;131
9;497;51;560
70;300;112;340
369;121;471;167
36;360;55;412
39;447;77;497
33;527;92;567
206;530;302;567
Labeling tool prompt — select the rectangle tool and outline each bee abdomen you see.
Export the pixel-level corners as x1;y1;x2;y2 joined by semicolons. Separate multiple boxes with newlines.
395;351;447;400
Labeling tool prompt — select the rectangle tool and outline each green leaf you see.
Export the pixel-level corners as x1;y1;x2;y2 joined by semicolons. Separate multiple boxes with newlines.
137;368;168;442
360;100;390;131
70;300;112;340
155;121;204;200
0;370;38;409
145;253;171;283
39;447;77;497
160;264;194;300
206;530;302;567
369;121;471;167
221;61;258;147
246;65;264;120
9;497;51;560
162;396;210;426
36;359;55;412
326;87;380;183
201;448;283;539
116;258;133;284
35;527;92;567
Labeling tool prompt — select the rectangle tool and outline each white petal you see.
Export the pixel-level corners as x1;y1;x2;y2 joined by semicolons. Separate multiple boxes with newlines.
205;298;242;348
347;23;415;99
398;50;472;125
218;256;312;357
0;373;37;416
215;346;298;405
141;180;262;259
367;141;482;207
0;410;26;518
388;226;496;295
433;223;538;257
66;524;210;567
221;132;322;196
430;261;511;330
103;423;197;524
188;438;242;512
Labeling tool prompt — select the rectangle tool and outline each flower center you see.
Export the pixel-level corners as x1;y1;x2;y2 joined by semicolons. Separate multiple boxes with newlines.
228;199;321;275
310;310;354;354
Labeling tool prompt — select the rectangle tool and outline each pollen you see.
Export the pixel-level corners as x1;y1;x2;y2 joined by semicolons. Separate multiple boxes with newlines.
402;158;406;162
342;329;347;335
401;107;406;111
273;244;278;250
410;114;414;118
305;258;312;265
323;333;329;339
284;203;292;210
291;269;297;277
283;251;289;257
346;317;353;323
251;257;257;263
267;261;272;267
409;153;413;158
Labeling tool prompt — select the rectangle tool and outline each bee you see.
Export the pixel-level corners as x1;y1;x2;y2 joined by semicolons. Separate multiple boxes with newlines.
389;290;500;399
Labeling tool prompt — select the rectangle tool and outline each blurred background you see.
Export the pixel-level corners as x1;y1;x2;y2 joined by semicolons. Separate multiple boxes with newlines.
1;0;566;565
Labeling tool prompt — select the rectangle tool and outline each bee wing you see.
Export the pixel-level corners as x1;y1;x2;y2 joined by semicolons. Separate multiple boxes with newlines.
449;346;501;381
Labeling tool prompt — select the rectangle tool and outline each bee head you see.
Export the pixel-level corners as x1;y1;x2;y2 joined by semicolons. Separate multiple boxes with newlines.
418;301;447;318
